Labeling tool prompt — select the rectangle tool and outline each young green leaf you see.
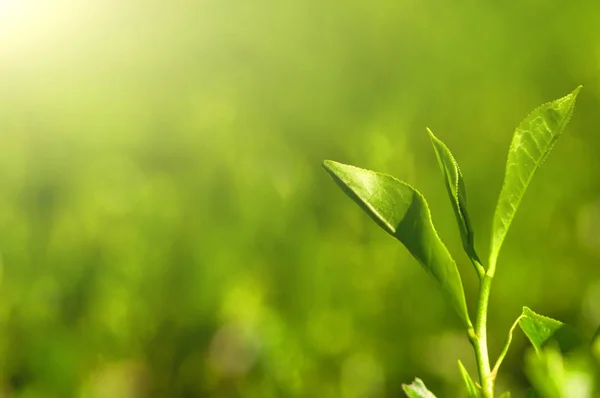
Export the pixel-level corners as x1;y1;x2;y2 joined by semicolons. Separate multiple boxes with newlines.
499;392;512;398
519;307;583;354
428;128;483;277
402;378;437;398
323;160;471;327
489;86;581;270
458;360;480;398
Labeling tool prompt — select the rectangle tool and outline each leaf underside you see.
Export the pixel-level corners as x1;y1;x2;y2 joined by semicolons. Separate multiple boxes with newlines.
458;360;480;398
428;128;480;264
490;86;581;266
323;160;470;327
402;378;437;398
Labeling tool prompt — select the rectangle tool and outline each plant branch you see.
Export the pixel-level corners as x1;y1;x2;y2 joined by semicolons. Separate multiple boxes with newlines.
470;257;485;281
491;315;524;379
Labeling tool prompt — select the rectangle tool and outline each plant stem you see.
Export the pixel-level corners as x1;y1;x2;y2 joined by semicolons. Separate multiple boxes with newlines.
491;315;523;379
470;257;485;281
470;257;494;398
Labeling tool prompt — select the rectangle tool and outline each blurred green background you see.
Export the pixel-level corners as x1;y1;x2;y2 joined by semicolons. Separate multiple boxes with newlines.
1;0;600;396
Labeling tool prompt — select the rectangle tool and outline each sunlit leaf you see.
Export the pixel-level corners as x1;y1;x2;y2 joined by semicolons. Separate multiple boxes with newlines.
519;307;582;354
525;347;564;398
458;360;480;398
428;128;481;268
402;378;437;398
323;160;471;327
489;87;581;267
525;346;595;398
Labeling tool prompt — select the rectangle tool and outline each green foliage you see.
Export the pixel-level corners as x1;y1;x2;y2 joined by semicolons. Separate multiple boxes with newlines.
458;359;480;398
489;87;581;269
428;128;482;275
402;378;437;398
2;1;600;396
324;87;585;398
518;307;583;354
323;160;471;327
519;307;566;353
525;347;597;398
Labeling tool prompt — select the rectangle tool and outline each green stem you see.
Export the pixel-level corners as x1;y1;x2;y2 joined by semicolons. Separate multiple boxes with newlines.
491;315;524;379
470;257;486;281
473;272;494;397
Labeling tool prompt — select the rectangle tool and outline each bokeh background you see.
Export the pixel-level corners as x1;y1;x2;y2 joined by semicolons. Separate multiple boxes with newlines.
1;0;600;396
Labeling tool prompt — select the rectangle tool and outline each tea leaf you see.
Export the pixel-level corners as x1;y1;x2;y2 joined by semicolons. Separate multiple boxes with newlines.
519;307;564;353
519;307;582;353
525;346;596;398
489;87;581;268
323;160;471;327
428;128;483;276
402;378;437;398
458;360;480;398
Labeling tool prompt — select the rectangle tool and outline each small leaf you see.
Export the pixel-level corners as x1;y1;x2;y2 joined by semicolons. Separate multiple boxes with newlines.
499;392;512;398
402;378;437;398
519;307;582;353
323;160;471;327
428;128;481;269
489;86;581;267
458;360;480;398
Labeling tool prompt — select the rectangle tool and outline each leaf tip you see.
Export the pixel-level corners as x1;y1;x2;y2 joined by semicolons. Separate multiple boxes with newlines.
521;306;533;318
322;159;339;173
569;85;583;100
426;127;437;141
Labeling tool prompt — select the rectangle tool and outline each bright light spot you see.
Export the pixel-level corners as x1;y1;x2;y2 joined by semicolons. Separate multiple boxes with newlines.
0;0;48;37
564;371;593;398
0;0;92;58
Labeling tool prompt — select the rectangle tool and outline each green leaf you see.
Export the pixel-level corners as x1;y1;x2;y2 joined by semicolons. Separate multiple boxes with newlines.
489;86;581;268
525;346;596;398
458;360;480;398
499;392;512;398
402;378;437;398
519;307;582;354
428;128;482;272
323;160;471;327
592;325;600;360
